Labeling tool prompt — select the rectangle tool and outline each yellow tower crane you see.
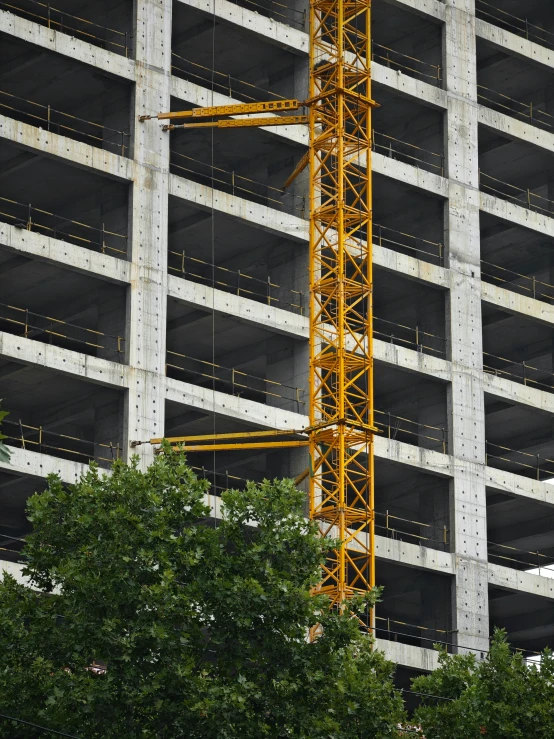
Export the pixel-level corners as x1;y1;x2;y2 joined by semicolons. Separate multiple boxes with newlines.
139;0;377;622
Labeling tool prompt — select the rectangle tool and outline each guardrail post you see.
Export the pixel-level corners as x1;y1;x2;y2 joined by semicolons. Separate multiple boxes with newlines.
47;105;51;132
267;276;271;306
101;223;106;254
27;203;32;231
537;454;540;480
237;269;241;297
532;275;536;299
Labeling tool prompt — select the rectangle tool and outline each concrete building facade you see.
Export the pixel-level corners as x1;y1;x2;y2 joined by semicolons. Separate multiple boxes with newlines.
1;0;554;686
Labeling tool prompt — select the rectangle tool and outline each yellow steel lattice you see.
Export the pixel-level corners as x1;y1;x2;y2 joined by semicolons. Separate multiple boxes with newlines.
308;0;376;610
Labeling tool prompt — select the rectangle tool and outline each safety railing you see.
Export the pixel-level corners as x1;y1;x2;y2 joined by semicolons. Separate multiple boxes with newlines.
0;196;128;257
168;250;304;314
476;0;554;51
486;441;554;480
484;352;554;394
0;90;130;156
373;223;443;265
170;150;306;215
171;53;287;105
375;510;449;549
488;540;554;572
481;260;554;305
375;409;448;454
371;41;442;86
375;616;455;652
0;532;26;561
2;418;122;466
374;316;446;358
0;0;132;56
0;301;124;360
478;85;554;132
373;130;444;176
480;170;554;217
166;350;305;411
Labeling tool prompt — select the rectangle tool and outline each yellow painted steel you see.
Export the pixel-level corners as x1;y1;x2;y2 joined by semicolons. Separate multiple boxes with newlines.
139;99;301;121
308;0;376;613
163;115;309;131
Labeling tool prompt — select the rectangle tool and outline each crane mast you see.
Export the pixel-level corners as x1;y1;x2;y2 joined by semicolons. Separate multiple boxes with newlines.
309;0;376;609
139;0;376;621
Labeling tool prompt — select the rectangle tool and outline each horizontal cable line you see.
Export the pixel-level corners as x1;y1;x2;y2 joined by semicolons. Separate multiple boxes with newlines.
0;0;131;56
3;419;121;466
371;41;442;85
166;350;305;409
374;316;446;357
373;130;444;176
168;249;304;314
487;539;554;571
171;52;287;104
481;259;554;304
483;350;554;394
373;222;444;264
0;90;130;156
478;84;554;131
0;301;124;358
485;440;554;480
0;196;127;256
170;150;306;214
375;409;447;453
476;0;554;51
480;170;554;216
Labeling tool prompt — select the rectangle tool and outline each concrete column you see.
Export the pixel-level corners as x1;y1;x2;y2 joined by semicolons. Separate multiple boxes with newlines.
444;0;489;655
124;0;172;467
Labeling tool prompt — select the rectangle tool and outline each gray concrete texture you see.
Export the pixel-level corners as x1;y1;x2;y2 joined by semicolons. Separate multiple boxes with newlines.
1;0;554;674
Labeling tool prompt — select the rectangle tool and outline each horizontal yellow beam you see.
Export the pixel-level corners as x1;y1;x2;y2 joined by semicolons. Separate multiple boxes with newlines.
163;115;309;131
167;441;309;452
151;428;307;445
140;99;301;122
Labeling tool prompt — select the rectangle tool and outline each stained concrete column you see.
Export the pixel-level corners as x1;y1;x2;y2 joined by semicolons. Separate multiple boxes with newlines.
124;0;172;467
444;0;489;655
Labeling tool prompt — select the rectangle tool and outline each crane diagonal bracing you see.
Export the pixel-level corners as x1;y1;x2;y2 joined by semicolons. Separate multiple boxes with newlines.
139;0;376;622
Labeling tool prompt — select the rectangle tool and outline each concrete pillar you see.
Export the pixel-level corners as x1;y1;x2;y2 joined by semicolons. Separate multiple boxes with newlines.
124;0;172;467
445;0;489;655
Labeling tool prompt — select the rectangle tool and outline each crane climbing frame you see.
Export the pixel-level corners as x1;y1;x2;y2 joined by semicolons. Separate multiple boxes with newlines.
139;0;377;621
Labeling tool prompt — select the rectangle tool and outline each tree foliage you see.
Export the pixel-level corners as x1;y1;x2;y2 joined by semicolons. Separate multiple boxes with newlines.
0;400;10;463
0;448;405;738
412;629;554;739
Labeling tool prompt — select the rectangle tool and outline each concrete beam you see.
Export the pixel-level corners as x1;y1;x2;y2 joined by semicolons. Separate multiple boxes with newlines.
376;638;439;671
0;9;135;82
376;534;455;575
486;465;554;508
0;115;133;182
175;0;307;55
0;222;130;284
165;375;308;431
476;19;554;73
481;281;554;329
0;332;128;389
167;275;308;339
488;562;554;600
169;173;309;242
478;106;554;155
484;371;554;418
373;151;448;199
480;192;554;240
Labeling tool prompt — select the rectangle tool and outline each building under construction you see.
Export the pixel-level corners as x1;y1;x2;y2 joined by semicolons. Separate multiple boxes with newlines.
2;0;554;690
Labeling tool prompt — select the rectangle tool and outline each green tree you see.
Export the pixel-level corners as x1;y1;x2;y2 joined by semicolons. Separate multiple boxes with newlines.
0;448;405;738
0;401;10;463
412;629;554;739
